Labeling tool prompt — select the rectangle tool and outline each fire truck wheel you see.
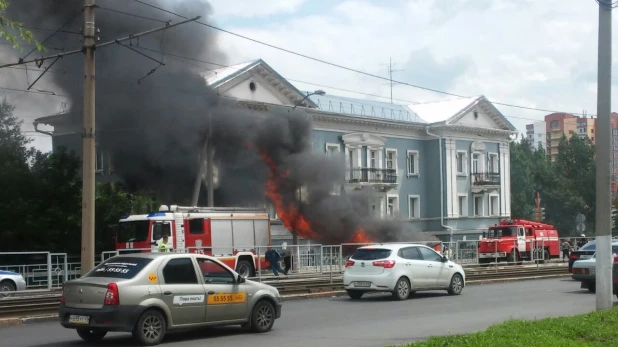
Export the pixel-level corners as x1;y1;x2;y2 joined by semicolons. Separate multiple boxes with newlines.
507;250;519;264
447;273;464;296
392;277;410;301
236;260;254;278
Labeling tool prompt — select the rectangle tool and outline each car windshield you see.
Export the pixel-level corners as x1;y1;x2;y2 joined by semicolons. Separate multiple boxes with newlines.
351;248;392;260
486;227;516;238
84;257;153;279
117;220;150;243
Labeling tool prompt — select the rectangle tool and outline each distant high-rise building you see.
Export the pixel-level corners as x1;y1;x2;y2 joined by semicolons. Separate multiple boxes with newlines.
525;121;546;150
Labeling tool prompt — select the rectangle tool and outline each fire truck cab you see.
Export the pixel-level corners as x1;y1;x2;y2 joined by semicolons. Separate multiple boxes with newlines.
115;205;272;278
477;219;560;265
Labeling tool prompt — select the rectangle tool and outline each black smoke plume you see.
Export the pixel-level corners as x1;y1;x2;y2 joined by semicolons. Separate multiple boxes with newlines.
6;0;435;244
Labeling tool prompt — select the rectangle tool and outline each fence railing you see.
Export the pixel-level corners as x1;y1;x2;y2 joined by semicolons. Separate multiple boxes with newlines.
0;236;587;294
346;168;397;184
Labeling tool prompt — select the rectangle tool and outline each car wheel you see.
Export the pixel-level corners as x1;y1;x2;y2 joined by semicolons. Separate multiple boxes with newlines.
133;309;166;346
447;273;464;295
236;260;254;278
77;328;107;342
392;277;410;301
588;282;596;293
0;280;16;298
346;290;364;300
250;300;275;333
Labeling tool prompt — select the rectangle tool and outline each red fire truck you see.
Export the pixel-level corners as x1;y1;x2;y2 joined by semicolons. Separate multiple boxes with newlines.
477;219;560;264
115;205;272;277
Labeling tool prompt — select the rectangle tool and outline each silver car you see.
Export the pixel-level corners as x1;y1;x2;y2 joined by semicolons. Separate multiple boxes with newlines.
59;253;283;345
0;270;27;297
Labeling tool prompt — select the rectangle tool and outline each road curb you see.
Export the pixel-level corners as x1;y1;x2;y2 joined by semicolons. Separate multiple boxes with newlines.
0;274;572;327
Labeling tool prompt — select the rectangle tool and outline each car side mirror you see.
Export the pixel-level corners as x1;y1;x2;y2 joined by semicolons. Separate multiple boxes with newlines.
237;275;246;284
442;256;448;263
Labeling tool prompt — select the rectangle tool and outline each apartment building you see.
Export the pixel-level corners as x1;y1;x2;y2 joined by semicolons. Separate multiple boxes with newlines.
525;121;546;150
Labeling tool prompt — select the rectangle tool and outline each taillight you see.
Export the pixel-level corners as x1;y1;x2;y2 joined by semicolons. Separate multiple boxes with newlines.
104;283;119;306
613;254;618;263
60;284;65;304
345;260;355;268
569;254;578;260
372;260;396;268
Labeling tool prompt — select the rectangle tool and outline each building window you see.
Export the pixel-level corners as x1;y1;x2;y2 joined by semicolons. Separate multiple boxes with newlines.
471;153;482;173
385;149;397;170
369;150;377;168
458;195;468;217
96;146;104;172
488;153;499;173
407;150;419;175
325;143;340;156
408;195;420;219
387;195;398;217
613;129;618;135
550;120;559;129
473;195;484;216
490;195;499;216
456;151;467;174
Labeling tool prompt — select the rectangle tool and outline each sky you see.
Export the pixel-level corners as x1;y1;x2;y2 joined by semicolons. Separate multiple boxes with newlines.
3;0;615;152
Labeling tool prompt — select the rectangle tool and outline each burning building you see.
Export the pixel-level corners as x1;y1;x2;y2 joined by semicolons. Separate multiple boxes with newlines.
18;1;517;243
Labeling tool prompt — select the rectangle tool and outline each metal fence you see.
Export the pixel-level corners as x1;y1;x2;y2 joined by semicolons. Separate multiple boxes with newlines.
0;236;585;293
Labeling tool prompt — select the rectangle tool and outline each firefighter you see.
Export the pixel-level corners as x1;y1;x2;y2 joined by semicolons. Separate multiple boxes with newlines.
159;235;170;253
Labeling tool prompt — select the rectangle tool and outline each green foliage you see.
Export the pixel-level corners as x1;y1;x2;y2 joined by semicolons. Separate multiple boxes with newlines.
509;132;596;236
0;0;43;51
0;98;155;254
394;307;618;347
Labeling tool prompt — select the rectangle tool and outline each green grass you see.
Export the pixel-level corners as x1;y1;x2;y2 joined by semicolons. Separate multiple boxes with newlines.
393;307;618;347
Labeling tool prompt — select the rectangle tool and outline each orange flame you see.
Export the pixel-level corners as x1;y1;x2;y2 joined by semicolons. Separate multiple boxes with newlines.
257;146;373;244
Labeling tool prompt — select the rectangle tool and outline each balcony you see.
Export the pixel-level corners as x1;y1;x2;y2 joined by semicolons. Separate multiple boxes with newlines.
345;168;398;192
471;172;500;193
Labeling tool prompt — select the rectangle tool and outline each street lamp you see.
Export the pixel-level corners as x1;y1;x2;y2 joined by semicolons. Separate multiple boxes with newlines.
292;90;325;109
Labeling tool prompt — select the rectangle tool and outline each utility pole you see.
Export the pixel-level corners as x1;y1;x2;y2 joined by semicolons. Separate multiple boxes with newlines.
206;113;214;207
535;192;541;223
595;0;613;311
385;57;403;104
81;0;96;275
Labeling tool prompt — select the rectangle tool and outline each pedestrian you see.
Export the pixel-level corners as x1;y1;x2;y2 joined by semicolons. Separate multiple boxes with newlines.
265;248;286;277
561;240;571;261
159;235;170;253
282;248;292;275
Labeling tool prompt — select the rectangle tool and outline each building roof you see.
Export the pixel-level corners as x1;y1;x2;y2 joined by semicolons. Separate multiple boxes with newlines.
307;93;426;123
200;59;318;108
408;96;517;131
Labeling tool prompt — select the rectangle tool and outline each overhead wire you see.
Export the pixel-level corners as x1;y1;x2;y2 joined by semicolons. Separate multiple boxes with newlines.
132;0;599;118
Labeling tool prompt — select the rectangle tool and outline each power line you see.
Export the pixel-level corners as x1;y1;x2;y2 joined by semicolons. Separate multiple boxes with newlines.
96;6;169;24
133;0;598;118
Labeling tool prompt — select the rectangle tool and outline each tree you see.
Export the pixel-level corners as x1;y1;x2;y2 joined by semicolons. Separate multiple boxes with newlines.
0;98;33;162
0;0;42;51
509;135;536;219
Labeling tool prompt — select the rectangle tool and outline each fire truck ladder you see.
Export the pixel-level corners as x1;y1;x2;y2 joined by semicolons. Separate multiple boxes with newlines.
163;205;268;214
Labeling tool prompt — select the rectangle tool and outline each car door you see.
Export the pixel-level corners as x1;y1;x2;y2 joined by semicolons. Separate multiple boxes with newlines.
196;257;248;323
158;257;207;326
417;246;450;287
397;247;428;288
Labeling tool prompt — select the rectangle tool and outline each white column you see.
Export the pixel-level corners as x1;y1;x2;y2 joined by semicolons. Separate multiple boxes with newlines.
504;142;511;216
356;147;362;168
378;147;383;169
499;143;507;216
444;139;456;217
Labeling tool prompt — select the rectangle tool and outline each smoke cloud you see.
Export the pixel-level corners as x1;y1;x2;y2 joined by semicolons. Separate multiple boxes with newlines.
6;0;435;243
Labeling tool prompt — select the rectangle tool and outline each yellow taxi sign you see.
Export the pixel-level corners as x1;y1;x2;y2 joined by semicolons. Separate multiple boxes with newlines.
148;273;158;283
207;293;246;305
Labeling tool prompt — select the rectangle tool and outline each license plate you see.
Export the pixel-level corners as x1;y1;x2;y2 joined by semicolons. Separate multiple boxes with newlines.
580;254;591;259
68;315;90;325
354;281;371;287
207;293;247;305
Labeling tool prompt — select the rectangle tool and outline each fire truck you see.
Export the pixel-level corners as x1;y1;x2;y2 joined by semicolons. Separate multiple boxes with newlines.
477;219;560;264
115;205;272;278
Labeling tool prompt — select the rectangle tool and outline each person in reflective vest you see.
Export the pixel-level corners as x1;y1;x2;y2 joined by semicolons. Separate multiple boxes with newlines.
159;235;170;253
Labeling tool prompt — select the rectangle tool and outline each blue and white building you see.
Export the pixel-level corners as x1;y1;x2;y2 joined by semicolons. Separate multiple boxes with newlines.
35;59;518;241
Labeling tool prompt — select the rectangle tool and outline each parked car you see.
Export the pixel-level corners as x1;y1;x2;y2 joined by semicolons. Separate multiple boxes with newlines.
59;253;282;346
0;270;27;297
571;241;618;292
343;243;466;300
569;240;599;272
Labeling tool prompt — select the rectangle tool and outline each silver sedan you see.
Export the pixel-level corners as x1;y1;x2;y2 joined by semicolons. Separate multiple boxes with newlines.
0;270;27;297
58;253;282;346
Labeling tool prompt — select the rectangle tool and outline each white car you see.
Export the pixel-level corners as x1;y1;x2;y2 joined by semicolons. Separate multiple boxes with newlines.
343;243;466;300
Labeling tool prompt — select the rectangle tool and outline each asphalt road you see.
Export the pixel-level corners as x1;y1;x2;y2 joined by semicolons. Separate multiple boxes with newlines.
1;278;613;347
